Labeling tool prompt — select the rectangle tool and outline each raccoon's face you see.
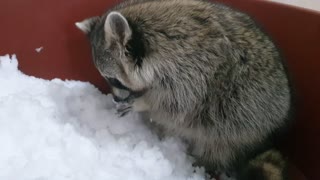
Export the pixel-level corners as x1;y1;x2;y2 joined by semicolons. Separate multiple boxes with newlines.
76;12;148;103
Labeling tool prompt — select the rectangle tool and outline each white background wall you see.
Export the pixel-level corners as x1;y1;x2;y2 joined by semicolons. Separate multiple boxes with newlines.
267;0;320;12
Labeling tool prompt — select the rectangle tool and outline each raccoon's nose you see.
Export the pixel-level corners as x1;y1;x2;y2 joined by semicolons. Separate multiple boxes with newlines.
112;95;124;103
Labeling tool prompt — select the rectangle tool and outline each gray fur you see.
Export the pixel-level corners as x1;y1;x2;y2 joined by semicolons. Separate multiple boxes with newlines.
76;0;293;179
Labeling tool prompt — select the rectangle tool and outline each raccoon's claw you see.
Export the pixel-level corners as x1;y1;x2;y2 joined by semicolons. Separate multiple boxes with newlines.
116;104;132;117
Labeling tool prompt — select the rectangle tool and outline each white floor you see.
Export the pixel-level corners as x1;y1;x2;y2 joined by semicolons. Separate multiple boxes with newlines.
267;0;320;12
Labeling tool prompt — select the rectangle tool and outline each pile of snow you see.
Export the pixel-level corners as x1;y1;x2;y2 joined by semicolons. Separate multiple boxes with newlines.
0;54;206;180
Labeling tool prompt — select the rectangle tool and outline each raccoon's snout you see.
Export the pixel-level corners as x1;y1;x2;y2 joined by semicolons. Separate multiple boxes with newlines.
112;87;147;104
112;95;128;103
106;77;147;104
111;88;131;103
107;78;130;91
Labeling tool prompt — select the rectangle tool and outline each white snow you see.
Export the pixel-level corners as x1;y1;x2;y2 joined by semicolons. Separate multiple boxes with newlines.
35;47;43;53
0;54;207;180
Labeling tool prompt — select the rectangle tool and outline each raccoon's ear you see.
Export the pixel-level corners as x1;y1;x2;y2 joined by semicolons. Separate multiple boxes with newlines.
75;16;99;34
104;11;132;46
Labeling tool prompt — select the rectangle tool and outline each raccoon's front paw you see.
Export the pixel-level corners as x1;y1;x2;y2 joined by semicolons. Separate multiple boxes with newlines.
115;103;132;117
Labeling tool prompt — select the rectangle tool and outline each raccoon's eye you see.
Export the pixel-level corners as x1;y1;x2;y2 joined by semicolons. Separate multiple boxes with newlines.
124;46;131;57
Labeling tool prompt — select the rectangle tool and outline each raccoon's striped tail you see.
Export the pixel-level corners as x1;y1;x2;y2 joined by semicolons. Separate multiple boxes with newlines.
238;149;288;180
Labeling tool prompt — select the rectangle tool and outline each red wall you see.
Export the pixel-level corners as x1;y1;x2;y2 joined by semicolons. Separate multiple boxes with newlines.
0;0;114;93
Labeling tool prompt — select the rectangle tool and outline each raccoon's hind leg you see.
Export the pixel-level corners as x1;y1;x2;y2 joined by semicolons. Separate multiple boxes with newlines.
237;149;288;180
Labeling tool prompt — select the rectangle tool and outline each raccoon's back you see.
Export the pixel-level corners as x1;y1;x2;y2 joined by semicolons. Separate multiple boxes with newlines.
110;0;256;50
111;0;282;66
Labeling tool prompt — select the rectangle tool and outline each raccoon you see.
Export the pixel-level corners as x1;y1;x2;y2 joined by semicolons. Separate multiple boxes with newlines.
76;0;294;179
